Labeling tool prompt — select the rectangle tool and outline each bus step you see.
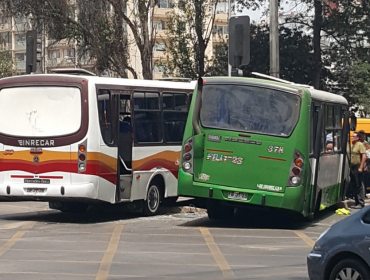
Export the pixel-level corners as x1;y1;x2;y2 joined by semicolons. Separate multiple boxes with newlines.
120;175;133;199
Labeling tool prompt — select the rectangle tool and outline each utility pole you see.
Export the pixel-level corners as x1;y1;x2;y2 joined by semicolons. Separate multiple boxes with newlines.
228;0;232;76
270;0;279;78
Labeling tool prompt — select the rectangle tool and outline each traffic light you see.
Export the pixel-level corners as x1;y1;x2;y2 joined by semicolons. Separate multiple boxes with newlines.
26;30;42;74
228;15;250;69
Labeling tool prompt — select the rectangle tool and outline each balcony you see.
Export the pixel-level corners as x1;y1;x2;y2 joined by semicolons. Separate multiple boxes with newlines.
16;61;25;70
212;33;228;44
0;43;11;51
153;7;174;19
0;23;11;31
153;50;167;60
215;13;228;24
153;29;168;39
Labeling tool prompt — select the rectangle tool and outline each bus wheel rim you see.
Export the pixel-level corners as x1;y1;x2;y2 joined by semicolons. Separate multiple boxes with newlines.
148;186;159;212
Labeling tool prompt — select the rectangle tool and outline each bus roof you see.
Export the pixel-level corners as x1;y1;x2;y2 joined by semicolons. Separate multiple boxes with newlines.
0;74;197;90
203;76;348;105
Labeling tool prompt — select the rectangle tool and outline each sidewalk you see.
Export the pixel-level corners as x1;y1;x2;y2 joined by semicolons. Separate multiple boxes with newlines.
340;195;370;209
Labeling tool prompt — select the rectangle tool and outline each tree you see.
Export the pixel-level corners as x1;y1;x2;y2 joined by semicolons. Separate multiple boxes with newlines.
336;60;370;111
157;0;220;79
0;50;15;78
0;0;159;79
241;23;330;85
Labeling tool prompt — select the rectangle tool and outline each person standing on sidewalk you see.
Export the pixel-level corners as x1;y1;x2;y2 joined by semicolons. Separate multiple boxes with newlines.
350;131;367;209
358;130;370;193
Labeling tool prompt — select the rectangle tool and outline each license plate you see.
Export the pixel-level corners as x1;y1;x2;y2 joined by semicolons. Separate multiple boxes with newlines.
25;188;46;195
228;191;248;201
24;179;50;184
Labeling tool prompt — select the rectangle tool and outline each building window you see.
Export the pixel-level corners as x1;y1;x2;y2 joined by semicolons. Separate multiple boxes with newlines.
48;50;60;59
153;21;166;30
158;0;174;8
216;2;228;13
153;65;165;73
15;33;26;50
213;25;228;35
154;42;166;51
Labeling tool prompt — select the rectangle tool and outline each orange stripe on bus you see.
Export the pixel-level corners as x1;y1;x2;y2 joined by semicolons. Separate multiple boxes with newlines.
259;156;286;162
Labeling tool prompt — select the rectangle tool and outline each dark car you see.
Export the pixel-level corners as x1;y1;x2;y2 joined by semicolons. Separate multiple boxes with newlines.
307;206;370;280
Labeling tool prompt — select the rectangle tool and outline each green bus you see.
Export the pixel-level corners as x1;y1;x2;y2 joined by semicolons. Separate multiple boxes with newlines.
178;76;355;220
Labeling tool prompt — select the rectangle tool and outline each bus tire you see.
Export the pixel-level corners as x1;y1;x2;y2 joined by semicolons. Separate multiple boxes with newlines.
143;183;162;216
49;201;89;213
207;200;234;220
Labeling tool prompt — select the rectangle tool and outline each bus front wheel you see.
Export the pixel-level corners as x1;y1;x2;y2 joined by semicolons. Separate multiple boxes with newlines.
207;200;234;220
143;183;162;216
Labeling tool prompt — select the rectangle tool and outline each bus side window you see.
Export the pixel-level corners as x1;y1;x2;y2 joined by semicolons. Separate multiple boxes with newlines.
133;92;161;143
163;92;188;143
97;90;114;145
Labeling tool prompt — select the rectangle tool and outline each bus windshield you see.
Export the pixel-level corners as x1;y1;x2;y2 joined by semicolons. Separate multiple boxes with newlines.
0;86;81;137
200;84;301;136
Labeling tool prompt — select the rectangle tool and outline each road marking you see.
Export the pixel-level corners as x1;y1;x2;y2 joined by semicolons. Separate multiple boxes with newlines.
199;227;234;278
95;222;124;280
293;230;315;248
0;221;36;257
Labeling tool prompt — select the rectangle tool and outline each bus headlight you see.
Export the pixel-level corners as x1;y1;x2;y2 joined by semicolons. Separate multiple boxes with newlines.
183;162;192;170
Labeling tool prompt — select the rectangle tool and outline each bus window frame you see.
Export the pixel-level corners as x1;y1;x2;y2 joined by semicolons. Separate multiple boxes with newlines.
0;76;89;148
162;91;189;144
322;103;343;155
97;88;119;147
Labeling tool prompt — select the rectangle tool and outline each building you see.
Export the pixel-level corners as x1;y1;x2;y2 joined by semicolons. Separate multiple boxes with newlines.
0;0;229;78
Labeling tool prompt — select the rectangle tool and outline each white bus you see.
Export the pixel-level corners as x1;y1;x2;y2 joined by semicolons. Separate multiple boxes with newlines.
0;74;196;215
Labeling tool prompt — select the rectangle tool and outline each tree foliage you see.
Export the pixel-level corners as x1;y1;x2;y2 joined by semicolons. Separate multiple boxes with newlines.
0;0;159;79
157;0;220;79
0;50;15;78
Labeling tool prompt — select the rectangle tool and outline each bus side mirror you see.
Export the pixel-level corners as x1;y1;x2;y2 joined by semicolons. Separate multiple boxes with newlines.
350;115;357;131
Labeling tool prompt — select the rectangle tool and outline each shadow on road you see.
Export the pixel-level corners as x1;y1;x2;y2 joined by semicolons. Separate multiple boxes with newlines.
177;203;347;231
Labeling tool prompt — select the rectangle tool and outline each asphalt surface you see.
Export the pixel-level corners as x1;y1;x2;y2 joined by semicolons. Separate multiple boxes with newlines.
0;199;356;280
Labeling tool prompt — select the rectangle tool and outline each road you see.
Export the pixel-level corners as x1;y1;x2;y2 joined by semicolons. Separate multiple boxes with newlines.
0;200;352;280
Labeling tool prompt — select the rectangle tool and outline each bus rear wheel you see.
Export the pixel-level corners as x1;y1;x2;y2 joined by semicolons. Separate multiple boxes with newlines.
207;200;234;220
143;183;162;216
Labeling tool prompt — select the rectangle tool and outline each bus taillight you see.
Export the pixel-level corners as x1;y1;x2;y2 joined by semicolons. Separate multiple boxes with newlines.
182;137;194;174
287;150;304;187
78;140;87;173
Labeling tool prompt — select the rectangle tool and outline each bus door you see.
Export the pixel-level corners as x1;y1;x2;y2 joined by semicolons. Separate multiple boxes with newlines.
314;104;345;210
97;89;120;202
117;92;133;200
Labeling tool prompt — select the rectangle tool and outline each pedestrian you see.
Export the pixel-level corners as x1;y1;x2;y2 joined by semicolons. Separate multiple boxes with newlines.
358;130;370;193
350;131;367;209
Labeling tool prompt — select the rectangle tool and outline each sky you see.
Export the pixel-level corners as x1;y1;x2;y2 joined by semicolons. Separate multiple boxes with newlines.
238;1;310;23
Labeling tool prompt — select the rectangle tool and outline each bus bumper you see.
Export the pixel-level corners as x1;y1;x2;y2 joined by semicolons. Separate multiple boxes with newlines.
0;183;98;200
178;170;305;212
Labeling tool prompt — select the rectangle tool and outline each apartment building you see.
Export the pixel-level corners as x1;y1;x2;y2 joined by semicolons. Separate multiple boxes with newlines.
146;0;230;79
0;0;230;78
0;14;30;73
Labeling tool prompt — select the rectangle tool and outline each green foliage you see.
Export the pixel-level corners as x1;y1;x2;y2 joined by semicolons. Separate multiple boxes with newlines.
339;60;370;110
158;0;227;79
0;50;15;78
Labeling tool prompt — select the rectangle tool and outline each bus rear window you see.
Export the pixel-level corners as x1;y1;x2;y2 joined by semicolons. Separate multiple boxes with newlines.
200;84;301;136
0;86;82;137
